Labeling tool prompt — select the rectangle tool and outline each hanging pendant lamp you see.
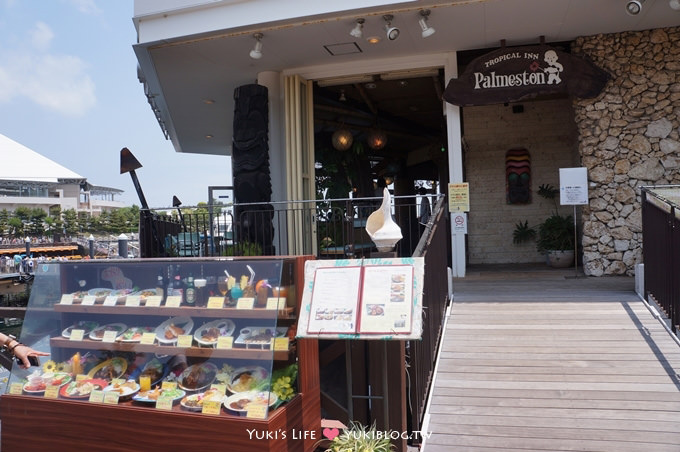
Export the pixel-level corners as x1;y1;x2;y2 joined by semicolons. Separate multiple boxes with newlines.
332;128;353;151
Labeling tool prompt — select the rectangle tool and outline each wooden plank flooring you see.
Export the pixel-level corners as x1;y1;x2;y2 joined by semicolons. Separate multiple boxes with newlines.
423;266;680;452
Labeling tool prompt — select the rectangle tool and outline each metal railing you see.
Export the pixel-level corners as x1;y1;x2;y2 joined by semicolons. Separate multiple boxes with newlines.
641;186;680;333
407;196;451;444
140;195;442;260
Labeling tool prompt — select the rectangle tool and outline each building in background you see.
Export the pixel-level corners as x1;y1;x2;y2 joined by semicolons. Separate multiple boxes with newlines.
0;133;125;216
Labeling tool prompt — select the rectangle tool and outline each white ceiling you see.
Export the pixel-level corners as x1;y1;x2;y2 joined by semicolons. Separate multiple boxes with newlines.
133;0;680;156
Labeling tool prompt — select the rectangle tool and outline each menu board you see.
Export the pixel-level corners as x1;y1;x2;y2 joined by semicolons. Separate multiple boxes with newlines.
298;258;423;340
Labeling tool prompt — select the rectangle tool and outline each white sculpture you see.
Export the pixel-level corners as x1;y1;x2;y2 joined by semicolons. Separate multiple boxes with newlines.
366;187;403;252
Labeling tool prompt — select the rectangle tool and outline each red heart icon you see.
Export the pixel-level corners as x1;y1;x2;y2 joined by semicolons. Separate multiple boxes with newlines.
323;427;340;440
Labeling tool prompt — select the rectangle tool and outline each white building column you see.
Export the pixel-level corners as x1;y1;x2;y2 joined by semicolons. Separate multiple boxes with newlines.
445;52;466;277
256;71;286;202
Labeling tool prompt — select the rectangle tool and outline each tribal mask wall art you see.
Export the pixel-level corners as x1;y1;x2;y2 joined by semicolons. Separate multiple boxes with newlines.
506;148;531;204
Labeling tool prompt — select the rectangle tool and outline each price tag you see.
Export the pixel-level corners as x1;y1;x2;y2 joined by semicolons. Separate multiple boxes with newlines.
125;295;141;307
103;295;118;306
89;390;105;403
102;330;118;343
140;332;156;345
60;294;74;305
177;335;193;348
273;337;290;351
75;374;88;381
44;385;60;399
165;296;182;307
81;295;96;306
265;298;279;310
207;297;224;309
161;381;177;390
202;400;222;415
246;404;267;419
155;397;173;411
210;384;226;395
9;382;23;395
236;298;254;310
216;336;233;349
145;296;162;307
69;329;85;341
103;392;120;405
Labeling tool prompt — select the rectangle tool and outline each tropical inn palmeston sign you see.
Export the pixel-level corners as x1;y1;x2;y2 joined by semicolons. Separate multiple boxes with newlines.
443;45;610;106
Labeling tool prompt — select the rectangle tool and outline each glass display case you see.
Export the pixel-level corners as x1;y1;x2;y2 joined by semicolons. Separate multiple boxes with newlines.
1;256;320;452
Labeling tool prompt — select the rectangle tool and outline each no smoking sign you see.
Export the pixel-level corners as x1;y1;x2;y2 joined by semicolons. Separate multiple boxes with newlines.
452;212;467;234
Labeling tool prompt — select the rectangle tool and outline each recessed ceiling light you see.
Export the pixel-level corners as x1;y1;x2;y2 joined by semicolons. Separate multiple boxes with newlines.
202;99;215;105
366;36;381;44
205;134;214;139
365;82;377;89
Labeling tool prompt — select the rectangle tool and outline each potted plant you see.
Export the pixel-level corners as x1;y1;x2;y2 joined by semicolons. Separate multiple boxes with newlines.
513;184;575;268
320;421;395;452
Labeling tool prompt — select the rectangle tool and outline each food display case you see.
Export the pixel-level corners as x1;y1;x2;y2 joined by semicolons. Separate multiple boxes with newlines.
1;256;320;452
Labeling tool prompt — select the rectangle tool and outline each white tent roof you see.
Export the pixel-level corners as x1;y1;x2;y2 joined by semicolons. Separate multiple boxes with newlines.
0;133;85;184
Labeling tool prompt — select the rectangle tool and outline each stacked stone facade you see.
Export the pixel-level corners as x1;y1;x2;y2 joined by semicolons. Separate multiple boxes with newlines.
572;26;680;276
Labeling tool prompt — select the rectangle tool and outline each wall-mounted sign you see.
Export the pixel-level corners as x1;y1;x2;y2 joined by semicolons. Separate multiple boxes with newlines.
443;45;610;106
448;183;470;212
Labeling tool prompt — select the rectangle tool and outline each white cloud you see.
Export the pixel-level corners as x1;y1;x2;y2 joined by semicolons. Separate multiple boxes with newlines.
65;0;101;15
0;51;96;116
30;22;54;51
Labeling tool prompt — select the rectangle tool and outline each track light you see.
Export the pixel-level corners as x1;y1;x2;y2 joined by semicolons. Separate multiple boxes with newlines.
418;9;435;38
625;0;644;15
383;14;399;41
670;0;680;10
249;33;263;59
350;18;364;38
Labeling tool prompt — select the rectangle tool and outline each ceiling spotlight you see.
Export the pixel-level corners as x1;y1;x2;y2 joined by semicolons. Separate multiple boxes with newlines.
625;0;644;15
670;0;680;10
418;9;435;38
350;18;365;38
383;14;399;41
249;33;263;59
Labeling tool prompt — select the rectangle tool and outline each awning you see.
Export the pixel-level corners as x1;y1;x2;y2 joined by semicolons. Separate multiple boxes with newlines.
0;245;78;256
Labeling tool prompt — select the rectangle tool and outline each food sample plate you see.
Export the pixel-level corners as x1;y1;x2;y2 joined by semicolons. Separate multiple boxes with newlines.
234;326;288;348
133;387;186;404
103;380;140;401
226;366;269;394
136;358;167;386
193;319;236;346
117;326;155;343
59;379;108;399
224;391;278;415
110;289;135;302
87;357;128;380
87;288;113;302
61;321;99;339
180;388;225;412
133;288;159;304
155;316;194;345
89;323;127;341
68;291;89;303
22;372;72;394
178;362;218;392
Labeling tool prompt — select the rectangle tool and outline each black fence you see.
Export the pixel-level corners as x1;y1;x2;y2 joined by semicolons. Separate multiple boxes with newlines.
408;197;451;443
140;195;440;260
641;186;680;333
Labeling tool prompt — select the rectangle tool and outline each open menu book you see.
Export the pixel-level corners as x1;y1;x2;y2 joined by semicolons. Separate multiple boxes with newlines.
304;262;415;336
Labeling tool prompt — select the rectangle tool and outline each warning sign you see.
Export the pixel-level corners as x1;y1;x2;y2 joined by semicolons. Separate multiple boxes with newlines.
452;212;467;234
448;183;470;212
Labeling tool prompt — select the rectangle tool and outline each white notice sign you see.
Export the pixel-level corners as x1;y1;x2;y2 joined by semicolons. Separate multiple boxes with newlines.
559;168;588;206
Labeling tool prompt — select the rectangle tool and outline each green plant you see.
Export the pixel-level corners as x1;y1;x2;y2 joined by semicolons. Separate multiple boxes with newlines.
536;214;574;252
321;421;395;452
512;184;576;252
222;241;263;256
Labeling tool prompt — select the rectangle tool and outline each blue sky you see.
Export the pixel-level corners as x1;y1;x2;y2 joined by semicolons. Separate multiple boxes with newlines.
0;0;231;208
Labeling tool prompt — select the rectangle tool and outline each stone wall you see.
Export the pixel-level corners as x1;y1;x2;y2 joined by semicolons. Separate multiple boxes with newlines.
571;26;680;276
463;99;579;264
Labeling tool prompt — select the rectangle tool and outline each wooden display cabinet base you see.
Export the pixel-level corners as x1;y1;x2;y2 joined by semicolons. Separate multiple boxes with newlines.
1;392;320;452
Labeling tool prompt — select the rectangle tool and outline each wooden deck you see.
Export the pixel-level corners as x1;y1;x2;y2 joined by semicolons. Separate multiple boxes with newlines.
422;265;680;452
